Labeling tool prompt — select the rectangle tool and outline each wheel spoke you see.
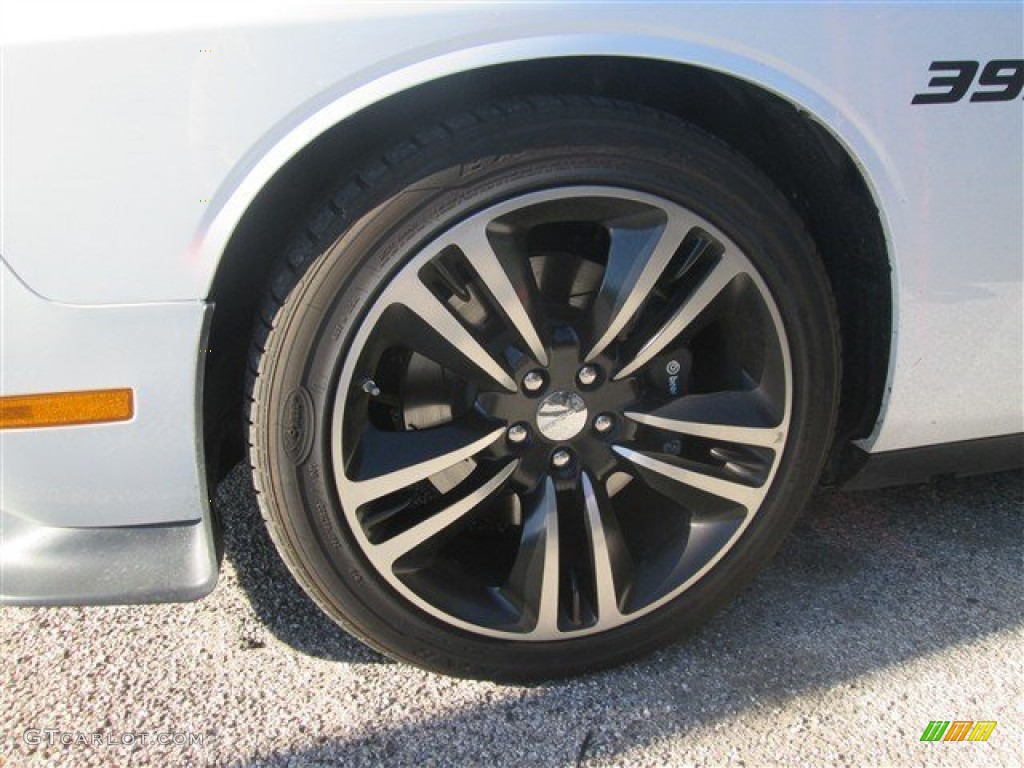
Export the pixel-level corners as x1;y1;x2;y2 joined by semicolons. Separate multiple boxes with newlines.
342;423;506;509
614;249;745;380
451;222;549;366
627;412;782;448
391;279;517;392
374;461;518;567
657;511;746;596
532;479;562;637
613;446;763;511
625;391;784;449
586;212;696;361
505;478;560;638
581;473;630;623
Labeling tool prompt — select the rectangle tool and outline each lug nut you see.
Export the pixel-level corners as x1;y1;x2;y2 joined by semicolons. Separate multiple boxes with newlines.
507;423;530;444
522;370;545;393
593;413;614;434
577;365;599;387
551;448;572;469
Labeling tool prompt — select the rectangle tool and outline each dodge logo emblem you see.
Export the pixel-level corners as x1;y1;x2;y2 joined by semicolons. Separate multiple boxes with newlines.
536;391;588;442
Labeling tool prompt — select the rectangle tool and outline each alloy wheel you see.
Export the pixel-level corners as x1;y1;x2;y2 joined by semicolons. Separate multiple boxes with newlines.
330;186;792;640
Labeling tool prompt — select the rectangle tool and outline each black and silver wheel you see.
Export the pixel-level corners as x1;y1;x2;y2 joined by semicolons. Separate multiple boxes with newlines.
249;98;839;680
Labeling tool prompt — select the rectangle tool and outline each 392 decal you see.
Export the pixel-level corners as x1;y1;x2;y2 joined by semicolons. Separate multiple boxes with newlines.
913;60;1024;104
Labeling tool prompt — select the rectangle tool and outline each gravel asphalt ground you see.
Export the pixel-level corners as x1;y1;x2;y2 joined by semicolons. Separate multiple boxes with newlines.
2;467;1021;767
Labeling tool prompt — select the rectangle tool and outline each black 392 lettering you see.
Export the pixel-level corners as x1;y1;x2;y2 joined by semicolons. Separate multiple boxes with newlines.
912;61;978;104
971;60;1024;102
913;59;1024;104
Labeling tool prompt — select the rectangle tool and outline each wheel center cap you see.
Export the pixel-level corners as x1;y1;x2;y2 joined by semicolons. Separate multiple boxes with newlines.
536;390;588;441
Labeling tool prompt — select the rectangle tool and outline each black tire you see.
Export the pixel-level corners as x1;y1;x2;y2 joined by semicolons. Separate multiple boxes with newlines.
248;96;840;681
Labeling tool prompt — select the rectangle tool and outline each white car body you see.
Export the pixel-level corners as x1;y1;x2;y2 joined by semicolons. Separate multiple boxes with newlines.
2;1;1021;603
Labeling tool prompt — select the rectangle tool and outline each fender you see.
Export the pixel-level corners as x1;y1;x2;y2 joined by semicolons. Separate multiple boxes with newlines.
188;34;901;449
191;34;900;298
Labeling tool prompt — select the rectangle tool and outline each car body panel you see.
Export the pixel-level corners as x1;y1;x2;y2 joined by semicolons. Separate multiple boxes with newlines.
4;2;1021;454
0;262;211;528
1;2;1021;603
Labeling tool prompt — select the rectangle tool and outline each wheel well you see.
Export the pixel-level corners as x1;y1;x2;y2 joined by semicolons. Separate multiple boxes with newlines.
203;56;891;486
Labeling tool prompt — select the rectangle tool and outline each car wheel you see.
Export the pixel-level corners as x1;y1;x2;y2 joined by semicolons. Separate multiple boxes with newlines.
248;97;840;680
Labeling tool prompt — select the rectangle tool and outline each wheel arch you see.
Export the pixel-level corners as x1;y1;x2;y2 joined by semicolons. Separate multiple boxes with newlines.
201;49;893;487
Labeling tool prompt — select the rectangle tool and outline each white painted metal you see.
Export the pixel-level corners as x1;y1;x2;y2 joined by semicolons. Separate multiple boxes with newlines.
0;2;1020;548
0;261;210;528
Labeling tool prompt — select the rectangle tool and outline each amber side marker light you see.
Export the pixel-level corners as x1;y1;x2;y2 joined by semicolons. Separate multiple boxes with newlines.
0;388;134;429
